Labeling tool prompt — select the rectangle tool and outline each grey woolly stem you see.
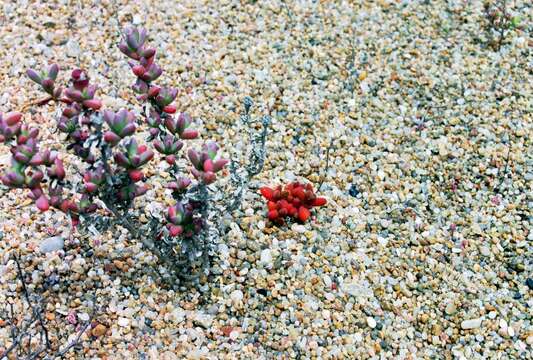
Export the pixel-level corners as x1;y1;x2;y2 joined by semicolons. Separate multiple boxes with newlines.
224;98;271;212
317;139;334;193
101;198;179;285
14;254;51;350
198;183;211;272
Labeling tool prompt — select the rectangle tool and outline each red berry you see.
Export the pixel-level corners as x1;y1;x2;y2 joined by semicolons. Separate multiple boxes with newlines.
293;187;306;201
260;187;275;201
298;206;311;222
267;201;277;211
267;210;279;221
288;204;298;217
312;197;327;206
279;208;287;217
279;199;289;209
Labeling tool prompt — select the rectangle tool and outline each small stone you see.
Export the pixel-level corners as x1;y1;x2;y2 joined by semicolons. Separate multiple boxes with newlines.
194;314;213;328
220;326;233;337
488;311;497;319
419;314;429;324
230;289;244;304
322;274;332;288
132;14;142;25
445;302;457;315
71;258;86;274
526;335;533;345
229;329;240;340
39;236;64;253
367;317;377;329
260;249;272;267
78;312;90;322
479;246;491;257
508;326;515;337
218;244;230;259
92;324;107;337
348;184;359;197
66;39;80;57
161;352;178;360
118;317;129;327
207;305;219;315
526;278;533;290
461;318;482;330
432;324;442;336
291;224;306;233
377;236;388;246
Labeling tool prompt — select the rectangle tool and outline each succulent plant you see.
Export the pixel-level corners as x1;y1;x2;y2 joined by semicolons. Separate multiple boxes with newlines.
0;112;23;142
164;113;198;140
0;26;268;288
188;141;229;185
260;182;327;224
103;109;137;146
27;64;62;98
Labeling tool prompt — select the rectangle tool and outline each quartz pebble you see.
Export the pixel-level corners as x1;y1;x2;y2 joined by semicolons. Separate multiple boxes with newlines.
367;317;377;329
461;318;483;330
117;318;129;327
39;236;64;253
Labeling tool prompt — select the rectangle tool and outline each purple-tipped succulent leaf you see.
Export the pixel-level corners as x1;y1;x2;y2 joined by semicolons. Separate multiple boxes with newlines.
120;123;136;137
35;195;49;212
47;64;59;81
188;149;201;168
202;172;216;185
204;141;219;159
114;152;129;168
65;88;84;102
52;86;63;99
180;129;198;140
213;158;229;172
27;69;42;85
4;112;22;126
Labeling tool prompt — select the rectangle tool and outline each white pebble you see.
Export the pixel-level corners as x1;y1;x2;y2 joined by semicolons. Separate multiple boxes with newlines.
367;317;377;329
117;317;129;327
260;249;272;267
78;312;90;322
291;224;306;233
461;318;482;330
323;274;332;288
39;236;64;253
230;289;244;304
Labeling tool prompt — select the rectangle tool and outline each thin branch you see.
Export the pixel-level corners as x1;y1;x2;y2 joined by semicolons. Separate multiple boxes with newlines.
317;139;334;193
14;254;51;350
54;322;90;358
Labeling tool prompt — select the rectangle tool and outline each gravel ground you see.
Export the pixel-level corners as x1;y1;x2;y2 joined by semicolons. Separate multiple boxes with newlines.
0;0;531;359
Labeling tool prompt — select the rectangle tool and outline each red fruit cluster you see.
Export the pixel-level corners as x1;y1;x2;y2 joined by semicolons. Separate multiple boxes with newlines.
260;182;327;224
